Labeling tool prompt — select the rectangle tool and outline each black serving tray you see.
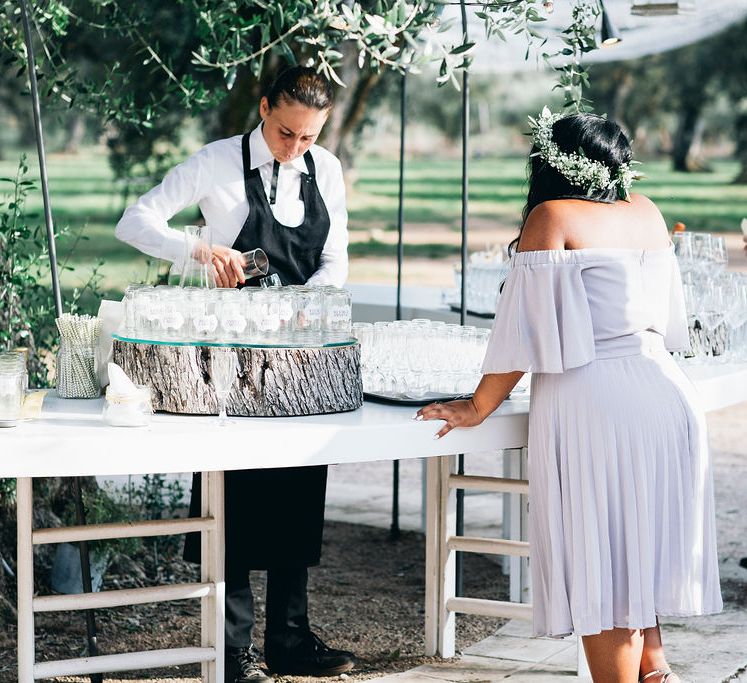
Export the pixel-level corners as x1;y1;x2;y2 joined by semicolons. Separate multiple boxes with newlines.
364;391;473;407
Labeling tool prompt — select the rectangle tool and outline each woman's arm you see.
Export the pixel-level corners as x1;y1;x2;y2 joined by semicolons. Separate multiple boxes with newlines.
415;370;524;439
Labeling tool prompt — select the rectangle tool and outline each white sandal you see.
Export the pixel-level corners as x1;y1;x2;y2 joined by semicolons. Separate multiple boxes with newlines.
640;670;676;682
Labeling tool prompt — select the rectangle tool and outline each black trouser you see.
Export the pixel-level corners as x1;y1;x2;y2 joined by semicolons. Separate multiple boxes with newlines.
225;565;310;652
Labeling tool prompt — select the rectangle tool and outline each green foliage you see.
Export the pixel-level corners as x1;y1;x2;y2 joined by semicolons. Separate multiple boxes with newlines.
62;483;142;557
0;1;598;127
61;475;187;560
0;155;105;387
550;0;599;112
0;156;59;386
122;474;187;563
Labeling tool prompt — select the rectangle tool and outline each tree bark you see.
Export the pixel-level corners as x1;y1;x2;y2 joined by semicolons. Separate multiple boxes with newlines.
112;340;363;416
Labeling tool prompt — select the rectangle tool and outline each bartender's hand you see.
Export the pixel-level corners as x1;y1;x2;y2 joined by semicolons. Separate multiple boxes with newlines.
211;245;246;288
415;399;484;440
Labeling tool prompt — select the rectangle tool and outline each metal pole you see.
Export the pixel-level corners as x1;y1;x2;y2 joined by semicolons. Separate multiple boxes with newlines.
18;0;63;317
391;72;407;542
19;5;101;679
396;72;407;322
72;479;103;683
456;0;470;598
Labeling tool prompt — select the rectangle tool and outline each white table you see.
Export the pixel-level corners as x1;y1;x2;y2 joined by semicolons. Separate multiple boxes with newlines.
4;359;747;682
1;393;530;682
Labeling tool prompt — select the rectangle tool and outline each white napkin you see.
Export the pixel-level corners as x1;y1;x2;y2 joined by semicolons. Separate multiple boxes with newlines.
107;362;138;396
96;299;124;387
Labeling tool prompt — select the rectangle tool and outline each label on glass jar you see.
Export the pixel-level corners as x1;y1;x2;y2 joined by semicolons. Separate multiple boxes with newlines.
279;300;293;320
221;315;247;334
329;305;350;325
162;311;185;330
306;304;322;321
147;303;166;321
193;314;218;334
258;305;280;332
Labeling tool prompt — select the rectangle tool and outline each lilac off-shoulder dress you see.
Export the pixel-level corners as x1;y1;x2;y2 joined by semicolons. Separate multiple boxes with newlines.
482;246;723;637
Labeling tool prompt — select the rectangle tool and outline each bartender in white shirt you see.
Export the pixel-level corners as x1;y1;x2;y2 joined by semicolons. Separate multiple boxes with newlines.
115;66;353;683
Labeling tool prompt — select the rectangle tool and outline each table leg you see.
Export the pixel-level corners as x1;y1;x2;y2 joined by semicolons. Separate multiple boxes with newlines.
424;457;440;655
201;471;225;683
17;477;34;683
506;448;523;603
519;448;530;604
424;456;457;658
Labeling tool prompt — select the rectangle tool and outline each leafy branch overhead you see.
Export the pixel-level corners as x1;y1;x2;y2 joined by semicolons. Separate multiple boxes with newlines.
0;0;601;127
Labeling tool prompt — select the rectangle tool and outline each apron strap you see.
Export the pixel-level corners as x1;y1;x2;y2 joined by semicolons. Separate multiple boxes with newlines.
241;133;261;204
303;149;316;178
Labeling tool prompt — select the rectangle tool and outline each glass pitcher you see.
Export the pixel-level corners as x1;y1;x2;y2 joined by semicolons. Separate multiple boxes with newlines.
178;225;216;288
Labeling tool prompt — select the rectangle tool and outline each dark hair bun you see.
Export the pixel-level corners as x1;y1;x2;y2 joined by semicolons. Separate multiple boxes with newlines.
266;66;335;111
526;113;633;214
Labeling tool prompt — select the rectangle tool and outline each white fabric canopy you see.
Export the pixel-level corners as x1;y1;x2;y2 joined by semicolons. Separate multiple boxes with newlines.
432;0;747;73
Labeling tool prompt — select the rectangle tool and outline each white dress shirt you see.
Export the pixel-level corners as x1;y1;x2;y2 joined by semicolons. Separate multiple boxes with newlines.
115;124;349;287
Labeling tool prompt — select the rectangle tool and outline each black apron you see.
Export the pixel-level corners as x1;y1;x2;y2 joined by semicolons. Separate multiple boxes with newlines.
184;133;332;570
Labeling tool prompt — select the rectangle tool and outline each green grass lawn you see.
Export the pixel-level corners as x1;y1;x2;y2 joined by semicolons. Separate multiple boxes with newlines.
2;149;745;300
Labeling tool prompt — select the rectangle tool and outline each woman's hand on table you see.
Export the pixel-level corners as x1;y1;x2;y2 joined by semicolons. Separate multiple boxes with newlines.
415;371;526;440
415;399;484;440
211;245;246;288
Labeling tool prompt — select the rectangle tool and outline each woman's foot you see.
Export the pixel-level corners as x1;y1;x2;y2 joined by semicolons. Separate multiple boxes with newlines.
639;670;681;682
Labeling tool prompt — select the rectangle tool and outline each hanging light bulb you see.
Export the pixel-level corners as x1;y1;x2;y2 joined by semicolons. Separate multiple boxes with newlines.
630;1;696;15
601;0;622;46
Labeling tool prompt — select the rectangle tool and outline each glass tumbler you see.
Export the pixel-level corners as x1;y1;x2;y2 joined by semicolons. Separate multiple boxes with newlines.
160;288;187;341
217;289;249;341
241;248;270;279
188;288;219;341
250;289;281;342
322;289;352;343
123;284;149;336
0;367;24;426
276;288;295;343
293;288;323;344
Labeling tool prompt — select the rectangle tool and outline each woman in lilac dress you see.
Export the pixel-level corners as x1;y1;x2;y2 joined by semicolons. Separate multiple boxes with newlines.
418;110;722;682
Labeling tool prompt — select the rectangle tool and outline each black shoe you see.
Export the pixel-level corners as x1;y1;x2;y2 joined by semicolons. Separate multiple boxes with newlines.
265;631;355;676
226;645;274;683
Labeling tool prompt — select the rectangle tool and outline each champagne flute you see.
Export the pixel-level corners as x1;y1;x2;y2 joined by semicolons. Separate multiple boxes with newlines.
211;348;238;426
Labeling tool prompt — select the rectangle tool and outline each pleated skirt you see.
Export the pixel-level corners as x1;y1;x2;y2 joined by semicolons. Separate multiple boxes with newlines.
528;348;723;638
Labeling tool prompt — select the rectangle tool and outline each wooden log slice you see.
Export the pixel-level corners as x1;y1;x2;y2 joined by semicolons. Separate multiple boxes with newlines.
112;340;362;417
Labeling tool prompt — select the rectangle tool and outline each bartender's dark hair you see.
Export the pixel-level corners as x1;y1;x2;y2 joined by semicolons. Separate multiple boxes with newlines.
266;66;334;111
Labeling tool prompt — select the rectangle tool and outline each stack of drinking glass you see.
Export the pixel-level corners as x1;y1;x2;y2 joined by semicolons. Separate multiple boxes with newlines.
445;247;511;315
0;351;28;427
673;231;747;362
121;284;353;345
352;319;490;398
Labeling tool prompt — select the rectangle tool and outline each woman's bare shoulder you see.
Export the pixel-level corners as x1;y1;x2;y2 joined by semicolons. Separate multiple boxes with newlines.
627;192;669;240
518;201;568;252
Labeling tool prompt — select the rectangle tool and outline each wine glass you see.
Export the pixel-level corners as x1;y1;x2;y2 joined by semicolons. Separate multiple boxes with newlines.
211;348;238;426
672;232;694;276
710;235;728;276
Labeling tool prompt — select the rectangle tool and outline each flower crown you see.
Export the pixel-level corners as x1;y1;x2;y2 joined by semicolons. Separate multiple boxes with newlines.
528;107;642;200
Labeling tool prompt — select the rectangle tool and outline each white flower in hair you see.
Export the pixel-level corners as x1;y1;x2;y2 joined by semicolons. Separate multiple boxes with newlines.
528;106;642;200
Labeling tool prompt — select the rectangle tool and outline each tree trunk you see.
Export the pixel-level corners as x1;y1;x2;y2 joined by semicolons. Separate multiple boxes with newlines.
672;104;706;172
112;340;362;416
734;108;747;184
320;47;382;169
63;114;86;154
